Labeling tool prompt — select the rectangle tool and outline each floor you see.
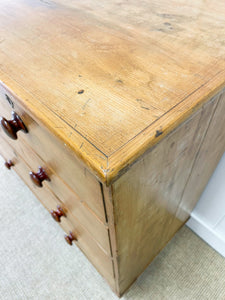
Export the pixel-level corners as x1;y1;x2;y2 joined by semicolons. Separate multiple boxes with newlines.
0;155;225;300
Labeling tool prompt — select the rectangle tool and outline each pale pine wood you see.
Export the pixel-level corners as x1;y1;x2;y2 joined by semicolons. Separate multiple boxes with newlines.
0;136;115;289
107;92;223;295
102;184;120;295
1;0;225;297
0;131;111;255
177;91;225;221
0;84;106;222
1;0;225;182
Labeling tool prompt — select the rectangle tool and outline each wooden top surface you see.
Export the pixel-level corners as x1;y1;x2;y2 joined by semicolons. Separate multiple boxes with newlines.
1;0;225;183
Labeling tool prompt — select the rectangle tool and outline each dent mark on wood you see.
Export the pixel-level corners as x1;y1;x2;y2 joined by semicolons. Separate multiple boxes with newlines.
78;89;84;94
155;128;163;137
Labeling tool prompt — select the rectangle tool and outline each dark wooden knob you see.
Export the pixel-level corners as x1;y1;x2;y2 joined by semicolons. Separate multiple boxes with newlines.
50;205;66;222
64;231;77;245
0;111;28;140
29;167;50;187
4;160;14;169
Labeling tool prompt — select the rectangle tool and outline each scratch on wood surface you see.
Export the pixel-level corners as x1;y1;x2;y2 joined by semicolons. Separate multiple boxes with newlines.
80;142;84;149
136;99;150;110
5;94;14;108
96;154;107;160
101;166;110;176
82;98;91;110
141;106;150;110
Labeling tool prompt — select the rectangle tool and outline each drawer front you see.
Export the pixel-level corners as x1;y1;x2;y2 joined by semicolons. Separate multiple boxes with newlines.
0;136;114;286
0;83;106;222
0;131;111;255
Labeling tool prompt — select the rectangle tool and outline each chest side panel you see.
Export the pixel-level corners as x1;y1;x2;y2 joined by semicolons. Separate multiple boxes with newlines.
110;92;222;295
177;90;225;220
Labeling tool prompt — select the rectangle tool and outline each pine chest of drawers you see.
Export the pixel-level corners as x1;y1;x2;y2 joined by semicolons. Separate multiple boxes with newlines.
0;0;225;296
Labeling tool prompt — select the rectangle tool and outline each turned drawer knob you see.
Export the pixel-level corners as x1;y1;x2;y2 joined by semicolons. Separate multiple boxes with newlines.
0;111;28;140
4;160;14;169
50;205;66;222
29;167;50;187
65;231;77;245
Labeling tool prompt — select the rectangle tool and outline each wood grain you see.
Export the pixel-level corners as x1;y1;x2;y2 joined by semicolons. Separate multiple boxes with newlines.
108;92;222;295
1;0;225;182
0;131;111;255
0;136;115;289
0;84;106;222
177;91;225;221
102;184;120;295
1;1;225;296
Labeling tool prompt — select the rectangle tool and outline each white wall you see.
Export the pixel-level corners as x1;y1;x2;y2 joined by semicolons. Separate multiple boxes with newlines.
187;152;225;257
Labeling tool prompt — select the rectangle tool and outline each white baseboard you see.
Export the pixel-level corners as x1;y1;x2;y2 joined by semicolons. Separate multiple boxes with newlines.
187;215;225;258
